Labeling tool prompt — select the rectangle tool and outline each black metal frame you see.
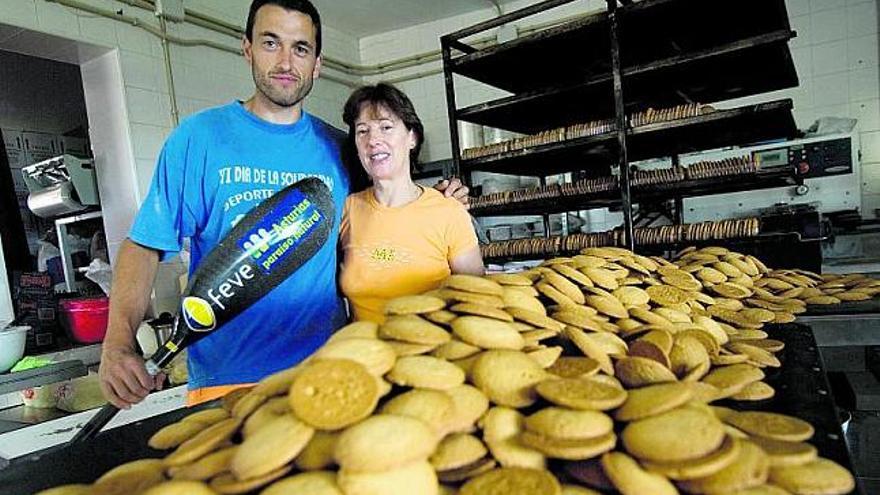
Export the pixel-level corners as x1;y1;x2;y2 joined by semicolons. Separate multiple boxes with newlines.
607;0;634;250
440;0;799;257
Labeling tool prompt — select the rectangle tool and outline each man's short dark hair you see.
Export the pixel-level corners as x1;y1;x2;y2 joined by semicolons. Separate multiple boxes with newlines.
246;0;322;56
343;83;425;167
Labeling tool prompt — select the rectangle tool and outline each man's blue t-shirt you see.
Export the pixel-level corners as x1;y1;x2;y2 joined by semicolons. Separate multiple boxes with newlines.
130;101;350;390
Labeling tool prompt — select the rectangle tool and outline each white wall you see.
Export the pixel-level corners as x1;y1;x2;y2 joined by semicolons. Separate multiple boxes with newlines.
359;0;880;218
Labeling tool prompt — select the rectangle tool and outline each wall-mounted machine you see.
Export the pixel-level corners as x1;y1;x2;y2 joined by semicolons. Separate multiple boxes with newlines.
682;133;860;222
21;155;99;219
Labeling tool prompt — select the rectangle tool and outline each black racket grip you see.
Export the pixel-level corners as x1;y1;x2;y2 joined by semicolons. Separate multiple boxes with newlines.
69;403;119;444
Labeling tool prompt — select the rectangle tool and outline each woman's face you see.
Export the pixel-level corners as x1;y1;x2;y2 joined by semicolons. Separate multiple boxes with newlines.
353;103;416;182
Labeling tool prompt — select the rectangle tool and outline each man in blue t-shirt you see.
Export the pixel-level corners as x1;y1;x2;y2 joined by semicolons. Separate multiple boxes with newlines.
99;0;468;409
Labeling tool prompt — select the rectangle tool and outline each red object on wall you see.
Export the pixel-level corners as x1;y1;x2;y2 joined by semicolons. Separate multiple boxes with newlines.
59;297;109;344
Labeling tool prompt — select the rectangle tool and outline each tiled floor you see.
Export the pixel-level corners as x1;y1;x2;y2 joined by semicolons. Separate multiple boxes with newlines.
846;410;880;494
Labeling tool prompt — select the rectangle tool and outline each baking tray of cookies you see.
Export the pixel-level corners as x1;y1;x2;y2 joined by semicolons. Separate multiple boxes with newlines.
0;402;219;494
802;299;880;317
724;323;864;494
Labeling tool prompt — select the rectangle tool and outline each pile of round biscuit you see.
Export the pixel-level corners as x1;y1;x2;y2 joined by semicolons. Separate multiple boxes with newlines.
41;246;879;495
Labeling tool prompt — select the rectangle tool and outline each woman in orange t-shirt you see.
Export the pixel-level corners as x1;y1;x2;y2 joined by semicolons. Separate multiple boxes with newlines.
339;83;484;323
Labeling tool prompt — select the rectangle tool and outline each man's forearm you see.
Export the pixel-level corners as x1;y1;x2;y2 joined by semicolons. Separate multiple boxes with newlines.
104;239;161;350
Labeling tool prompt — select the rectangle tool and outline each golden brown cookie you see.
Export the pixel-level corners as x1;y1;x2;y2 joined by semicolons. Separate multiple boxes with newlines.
749;436;818;468
646;285;691;306
169;445;237;481
180;408;231;426
621;405;725;463
506;307;564;331
520;431;616;460
289;359;379;430
385;340;437;357
440;288;505;307
614;356;677;388
546;357;601;379
600;451;679;495
460;467;561;495
524;407;613;440
163;418;241;467
564;326;614;375
585;295;628;319
261;471;342;495
769;458;855;494
384;295;446;316
443;274;505;295
211;464;291;493
335;414;438;472
450;302;514;322
614;382;695;421
701;363;765;398
612;286;650;306
678;440;770;494
471;350;549;408
33;485;81;495
527;346;563;368
724;411;815;442
542;271;586;305
328;320;379;342
386;355;465;390
487;273;534;286
381;388;457;435
230;414;313;480
446;384;490;434
314;337;397;375
642;434;741;480
295;431;340;471
430;434;489;471
93;459;166;495
731;381;776;401
140;481;217;495
379;315;452;346
431;339;482;360
337;461;438;495
148;420;209;450
452;316;524;350
424;309;459;326
537;282;579;307
480;407;546;469
502;289;547;315
535;377;628;411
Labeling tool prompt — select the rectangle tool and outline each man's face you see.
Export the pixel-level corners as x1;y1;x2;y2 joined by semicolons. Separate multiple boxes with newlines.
243;4;321;109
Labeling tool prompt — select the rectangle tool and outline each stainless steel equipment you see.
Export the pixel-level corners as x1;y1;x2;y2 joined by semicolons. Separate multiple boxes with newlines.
681;133;861;222
21;155;99;219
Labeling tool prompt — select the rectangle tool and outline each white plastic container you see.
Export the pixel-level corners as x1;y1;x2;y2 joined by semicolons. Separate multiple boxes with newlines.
0;325;28;373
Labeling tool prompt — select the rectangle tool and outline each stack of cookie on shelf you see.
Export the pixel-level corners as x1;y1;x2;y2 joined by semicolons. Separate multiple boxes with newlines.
629;103;713;127
42;246;876;495
631;167;686;188
470;183;562;211
460;103;713;162
481;218;763;260
686;156;757;180
559;176;618;197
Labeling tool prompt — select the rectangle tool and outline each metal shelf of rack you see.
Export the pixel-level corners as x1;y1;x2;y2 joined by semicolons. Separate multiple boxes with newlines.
471;168;800;218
